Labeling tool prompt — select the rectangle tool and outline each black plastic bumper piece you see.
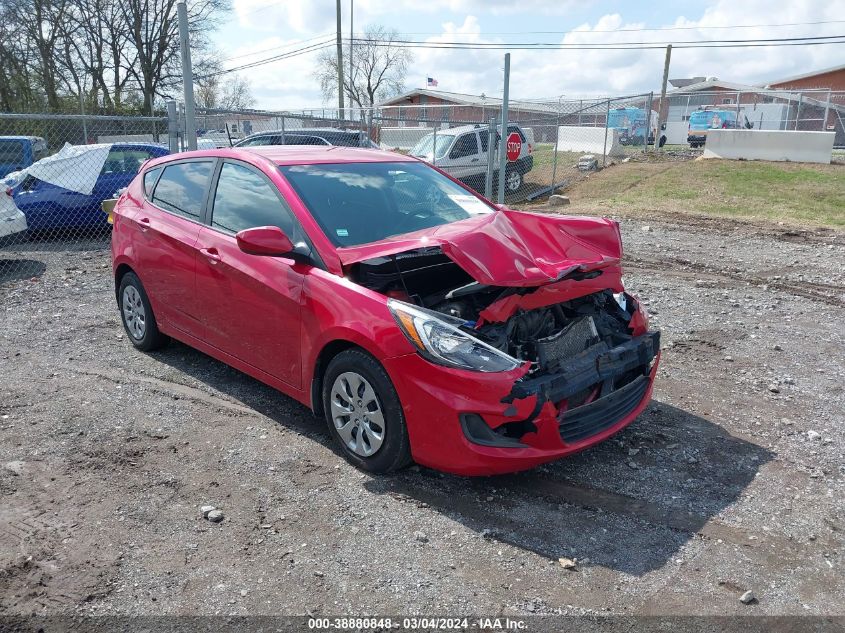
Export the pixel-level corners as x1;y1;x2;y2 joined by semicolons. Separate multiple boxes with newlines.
559;374;650;444
504;331;659;405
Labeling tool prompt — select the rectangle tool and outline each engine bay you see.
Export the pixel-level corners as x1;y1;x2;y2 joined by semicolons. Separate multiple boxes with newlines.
350;247;640;374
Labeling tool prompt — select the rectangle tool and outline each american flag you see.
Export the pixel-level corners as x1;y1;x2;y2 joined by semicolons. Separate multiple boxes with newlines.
427;77;438;87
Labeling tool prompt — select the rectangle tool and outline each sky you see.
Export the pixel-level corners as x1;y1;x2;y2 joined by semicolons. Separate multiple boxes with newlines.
214;0;845;110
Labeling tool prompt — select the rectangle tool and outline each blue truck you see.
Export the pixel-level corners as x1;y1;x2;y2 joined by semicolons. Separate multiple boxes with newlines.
0;136;49;178
607;107;662;146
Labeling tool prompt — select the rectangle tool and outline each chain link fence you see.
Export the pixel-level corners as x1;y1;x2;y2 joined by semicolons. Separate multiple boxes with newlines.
0;112;168;285
1;87;843;288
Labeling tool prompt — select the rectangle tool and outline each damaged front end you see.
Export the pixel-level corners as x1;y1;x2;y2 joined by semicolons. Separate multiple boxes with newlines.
342;211;659;468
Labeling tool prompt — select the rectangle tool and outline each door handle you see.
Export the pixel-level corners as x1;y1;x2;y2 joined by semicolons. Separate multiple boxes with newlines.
139;217;150;232
471;158;479;162
200;247;221;263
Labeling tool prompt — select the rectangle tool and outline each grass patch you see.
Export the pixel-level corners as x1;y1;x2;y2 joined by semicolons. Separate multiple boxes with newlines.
565;159;845;228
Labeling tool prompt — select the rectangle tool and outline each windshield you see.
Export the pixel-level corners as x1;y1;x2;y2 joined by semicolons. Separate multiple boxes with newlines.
410;134;455;159
279;161;494;248
0;140;25;163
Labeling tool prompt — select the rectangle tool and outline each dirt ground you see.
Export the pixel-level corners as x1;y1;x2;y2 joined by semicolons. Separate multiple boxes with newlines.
0;212;843;621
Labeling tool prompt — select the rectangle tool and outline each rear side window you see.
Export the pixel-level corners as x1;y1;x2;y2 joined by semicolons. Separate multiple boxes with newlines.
152;161;214;220
451;133;479;158
0;140;25;163
211;162;296;236
479;131;489;152
143;167;162;197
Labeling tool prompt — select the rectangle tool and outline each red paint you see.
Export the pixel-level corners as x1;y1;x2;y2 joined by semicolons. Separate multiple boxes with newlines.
236;226;294;256
506;131;522;162
112;146;658;476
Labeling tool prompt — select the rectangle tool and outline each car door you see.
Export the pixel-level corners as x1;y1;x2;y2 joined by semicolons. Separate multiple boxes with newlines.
194;160;306;388
446;132;481;179
133;159;215;337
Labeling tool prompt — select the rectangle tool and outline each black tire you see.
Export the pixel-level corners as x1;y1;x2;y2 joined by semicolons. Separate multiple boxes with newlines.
322;349;412;473
117;271;169;351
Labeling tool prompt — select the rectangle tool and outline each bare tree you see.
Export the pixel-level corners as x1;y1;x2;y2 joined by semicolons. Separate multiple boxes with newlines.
316;25;412;108
195;73;254;111
119;0;229;114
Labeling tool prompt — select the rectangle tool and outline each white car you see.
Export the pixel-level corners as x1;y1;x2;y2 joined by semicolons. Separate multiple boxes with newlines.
0;187;27;239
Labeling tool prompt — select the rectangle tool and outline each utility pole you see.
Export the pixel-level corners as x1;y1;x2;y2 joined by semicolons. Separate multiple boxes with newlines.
336;0;345;117
497;52;510;205
177;0;197;150
349;0;354;120
656;43;672;152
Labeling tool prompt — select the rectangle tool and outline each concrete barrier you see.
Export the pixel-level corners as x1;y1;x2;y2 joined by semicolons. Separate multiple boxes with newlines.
702;130;835;164
380;127;434;150
556;126;624;157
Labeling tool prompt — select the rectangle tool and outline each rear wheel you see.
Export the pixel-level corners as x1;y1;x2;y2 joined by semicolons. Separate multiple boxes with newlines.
322;349;412;473
504;169;522;192
118;272;169;351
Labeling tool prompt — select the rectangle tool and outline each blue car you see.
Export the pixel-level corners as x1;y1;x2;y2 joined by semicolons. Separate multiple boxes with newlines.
0;136;49;178
9;143;168;232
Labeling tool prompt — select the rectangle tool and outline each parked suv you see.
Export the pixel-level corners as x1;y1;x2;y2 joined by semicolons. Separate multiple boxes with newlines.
409;124;534;194
0;136;48;178
234;128;378;149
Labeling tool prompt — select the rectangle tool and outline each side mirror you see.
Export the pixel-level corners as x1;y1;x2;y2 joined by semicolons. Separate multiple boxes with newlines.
660;123;667;131
236;226;294;256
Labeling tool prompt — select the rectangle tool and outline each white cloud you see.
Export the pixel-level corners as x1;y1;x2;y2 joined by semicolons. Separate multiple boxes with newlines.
231;0;845;110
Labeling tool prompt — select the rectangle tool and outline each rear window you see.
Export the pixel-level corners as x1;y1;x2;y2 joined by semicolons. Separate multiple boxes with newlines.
0;140;25;163
152;161;214;220
143;167;162;197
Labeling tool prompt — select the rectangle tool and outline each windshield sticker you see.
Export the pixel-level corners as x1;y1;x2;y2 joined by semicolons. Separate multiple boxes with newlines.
336;228;349;237
447;194;492;215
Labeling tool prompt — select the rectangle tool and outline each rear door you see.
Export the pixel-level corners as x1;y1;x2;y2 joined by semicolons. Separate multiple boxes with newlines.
194;160;307;388
446;132;481;179
133;159;215;337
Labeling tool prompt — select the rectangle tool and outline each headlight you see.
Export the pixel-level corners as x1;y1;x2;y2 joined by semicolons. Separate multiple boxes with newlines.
388;299;521;372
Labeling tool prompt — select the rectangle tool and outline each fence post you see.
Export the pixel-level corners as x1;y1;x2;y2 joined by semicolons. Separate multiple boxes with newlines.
78;92;89;144
602;99;610;168
177;0;197;150
167;100;179;153
280;116;285;143
497;52;510;205
485;118;495;199
432;127;437;167
550;108;561;194
645;91;653;153
823;89;831;131
794;94;802;130
736;91;741;128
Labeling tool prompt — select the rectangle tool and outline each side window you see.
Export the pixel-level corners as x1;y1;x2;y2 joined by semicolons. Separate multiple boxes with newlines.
479;130;489;152
102;148;155;174
211;162;296;237
450;133;479;159
152;161;214;220
506;125;526;143
143;167;162;198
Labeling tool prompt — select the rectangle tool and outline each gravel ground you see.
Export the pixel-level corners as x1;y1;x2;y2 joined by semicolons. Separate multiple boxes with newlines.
0;216;843;619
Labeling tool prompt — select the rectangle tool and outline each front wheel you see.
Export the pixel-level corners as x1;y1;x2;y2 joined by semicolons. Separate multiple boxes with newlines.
322;349;412;473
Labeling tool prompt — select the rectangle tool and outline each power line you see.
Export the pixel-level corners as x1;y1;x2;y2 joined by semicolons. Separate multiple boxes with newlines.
222;32;335;62
202;33;845;79
350;33;845;49
383;19;845;36
198;39;336;79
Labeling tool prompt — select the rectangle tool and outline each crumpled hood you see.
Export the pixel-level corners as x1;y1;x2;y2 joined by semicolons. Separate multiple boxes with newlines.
336;209;623;287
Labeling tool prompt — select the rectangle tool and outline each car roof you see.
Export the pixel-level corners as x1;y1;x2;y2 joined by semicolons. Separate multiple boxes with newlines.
423;123;524;136
146;145;415;167
243;128;364;138
0;135;43;142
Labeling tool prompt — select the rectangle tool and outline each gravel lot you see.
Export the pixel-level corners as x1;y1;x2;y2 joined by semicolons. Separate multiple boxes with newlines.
0;215;843;619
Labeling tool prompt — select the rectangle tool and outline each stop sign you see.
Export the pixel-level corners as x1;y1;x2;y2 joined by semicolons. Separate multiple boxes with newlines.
505;132;522;162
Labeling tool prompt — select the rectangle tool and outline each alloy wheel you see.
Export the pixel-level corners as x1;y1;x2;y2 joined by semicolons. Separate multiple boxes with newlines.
330;371;386;457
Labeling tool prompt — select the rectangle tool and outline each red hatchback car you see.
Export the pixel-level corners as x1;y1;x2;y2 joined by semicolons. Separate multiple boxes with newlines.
110;146;659;476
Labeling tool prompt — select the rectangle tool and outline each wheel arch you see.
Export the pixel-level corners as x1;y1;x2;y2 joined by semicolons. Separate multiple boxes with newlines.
114;263;135;302
310;339;363;417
